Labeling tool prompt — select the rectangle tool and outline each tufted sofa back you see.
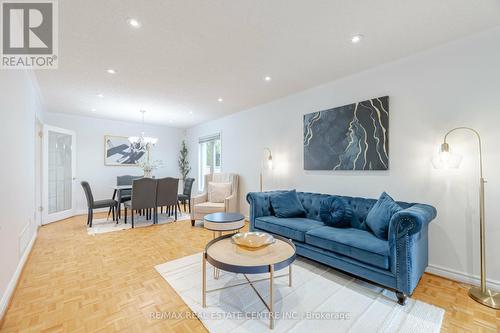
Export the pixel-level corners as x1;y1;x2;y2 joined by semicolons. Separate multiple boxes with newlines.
247;191;413;231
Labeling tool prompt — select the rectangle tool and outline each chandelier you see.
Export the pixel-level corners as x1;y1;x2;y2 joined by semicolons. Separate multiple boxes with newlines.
128;110;158;150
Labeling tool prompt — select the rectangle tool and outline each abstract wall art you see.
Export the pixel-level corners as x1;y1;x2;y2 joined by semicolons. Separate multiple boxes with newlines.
303;96;389;170
104;135;146;166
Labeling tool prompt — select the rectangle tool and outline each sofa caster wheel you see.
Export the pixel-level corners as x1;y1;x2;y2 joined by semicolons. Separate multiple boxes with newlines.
396;291;407;305
191;219;195;227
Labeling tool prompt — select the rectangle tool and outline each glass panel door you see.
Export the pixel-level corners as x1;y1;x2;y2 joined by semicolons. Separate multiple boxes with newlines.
48;131;72;213
198;135;222;191
43;126;76;224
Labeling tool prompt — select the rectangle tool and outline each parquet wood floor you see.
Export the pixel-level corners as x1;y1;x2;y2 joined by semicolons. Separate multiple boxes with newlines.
1;211;498;332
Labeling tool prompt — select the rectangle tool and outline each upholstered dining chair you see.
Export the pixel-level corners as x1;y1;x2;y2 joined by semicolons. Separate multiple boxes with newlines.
156;177;179;221
110;175;142;219
190;173;238;226
81;181;118;227
124;178;157;228
178;177;195;213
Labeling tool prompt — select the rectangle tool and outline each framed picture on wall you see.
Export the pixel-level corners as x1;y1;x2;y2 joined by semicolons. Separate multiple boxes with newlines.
303;96;389;170
104;135;146;166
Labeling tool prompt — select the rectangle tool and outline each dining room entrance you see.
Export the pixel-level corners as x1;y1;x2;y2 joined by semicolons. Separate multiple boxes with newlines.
42;125;77;224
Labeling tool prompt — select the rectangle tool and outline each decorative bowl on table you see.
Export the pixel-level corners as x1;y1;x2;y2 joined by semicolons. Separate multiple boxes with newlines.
231;232;275;248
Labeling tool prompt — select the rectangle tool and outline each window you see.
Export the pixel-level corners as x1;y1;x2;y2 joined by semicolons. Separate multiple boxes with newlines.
198;133;221;191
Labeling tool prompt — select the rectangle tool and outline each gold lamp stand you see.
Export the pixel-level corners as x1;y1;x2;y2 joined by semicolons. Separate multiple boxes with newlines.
439;127;500;309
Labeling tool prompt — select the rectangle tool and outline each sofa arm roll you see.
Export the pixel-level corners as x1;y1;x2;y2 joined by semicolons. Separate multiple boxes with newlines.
246;192;274;230
388;203;437;295
192;192;207;204
389;204;437;238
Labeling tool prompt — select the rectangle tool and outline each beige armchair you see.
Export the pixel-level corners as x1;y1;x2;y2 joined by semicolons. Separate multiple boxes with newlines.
190;173;239;226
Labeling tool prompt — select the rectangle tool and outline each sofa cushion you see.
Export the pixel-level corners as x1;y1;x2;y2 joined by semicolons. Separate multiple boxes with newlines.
305;226;390;270
208;182;231;203
194;201;225;214
270;190;305;218
319;197;352;228
366;192;402;240
255;216;324;242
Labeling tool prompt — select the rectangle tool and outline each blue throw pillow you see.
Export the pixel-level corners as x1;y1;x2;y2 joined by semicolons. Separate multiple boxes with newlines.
319;197;352;228
366;192;402;239
270;190;306;218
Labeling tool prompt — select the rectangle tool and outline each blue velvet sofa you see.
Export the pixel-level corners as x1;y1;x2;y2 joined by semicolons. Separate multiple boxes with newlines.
246;191;437;304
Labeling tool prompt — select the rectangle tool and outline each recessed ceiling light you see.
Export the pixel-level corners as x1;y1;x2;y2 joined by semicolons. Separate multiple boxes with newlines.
91;108;97;112
189;111;193;114
96;93;104;98
264;76;272;81
351;34;363;44
106;69;117;74
217;98;223;102
127;18;142;28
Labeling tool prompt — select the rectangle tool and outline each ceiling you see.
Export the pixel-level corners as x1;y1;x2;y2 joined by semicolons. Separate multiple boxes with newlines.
35;0;500;128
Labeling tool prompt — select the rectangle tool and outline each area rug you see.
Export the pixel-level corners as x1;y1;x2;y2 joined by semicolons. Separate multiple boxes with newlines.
155;253;444;333
87;212;190;235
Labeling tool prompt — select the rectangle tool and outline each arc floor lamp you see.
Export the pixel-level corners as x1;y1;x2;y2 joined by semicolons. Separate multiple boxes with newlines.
433;127;499;309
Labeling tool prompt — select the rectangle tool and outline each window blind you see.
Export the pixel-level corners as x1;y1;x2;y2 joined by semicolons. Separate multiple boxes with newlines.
198;133;220;144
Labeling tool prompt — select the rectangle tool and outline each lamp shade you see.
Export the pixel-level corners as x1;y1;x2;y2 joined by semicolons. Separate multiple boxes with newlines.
143;137;158;145
128;134;158;148
267;156;273;170
432;148;462;169
128;136;140;144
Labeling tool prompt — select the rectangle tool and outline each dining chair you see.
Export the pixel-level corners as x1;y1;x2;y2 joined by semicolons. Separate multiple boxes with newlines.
157;177;179;221
178;177;195;213
81;181;118;227
109;175;142;219
117;175;142;186
124;178;157;228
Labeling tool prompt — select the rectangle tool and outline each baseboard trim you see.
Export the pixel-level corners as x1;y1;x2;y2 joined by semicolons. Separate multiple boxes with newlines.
0;229;38;322
42;208;109;225
426;264;500;290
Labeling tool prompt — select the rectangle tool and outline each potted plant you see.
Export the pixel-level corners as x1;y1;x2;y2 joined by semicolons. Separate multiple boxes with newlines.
178;140;191;185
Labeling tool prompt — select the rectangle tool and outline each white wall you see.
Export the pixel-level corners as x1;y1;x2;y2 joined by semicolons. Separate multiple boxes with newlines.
0;70;43;318
187;27;500;288
43;112;186;213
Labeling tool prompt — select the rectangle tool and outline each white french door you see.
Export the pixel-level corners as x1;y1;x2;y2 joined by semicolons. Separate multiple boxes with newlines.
198;133;221;192
43;125;76;224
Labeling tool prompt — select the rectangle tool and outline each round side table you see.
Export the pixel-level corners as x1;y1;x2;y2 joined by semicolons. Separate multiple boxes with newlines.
203;212;245;238
203;212;245;279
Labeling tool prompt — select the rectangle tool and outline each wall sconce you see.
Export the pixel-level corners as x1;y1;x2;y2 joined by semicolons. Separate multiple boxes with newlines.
260;148;273;192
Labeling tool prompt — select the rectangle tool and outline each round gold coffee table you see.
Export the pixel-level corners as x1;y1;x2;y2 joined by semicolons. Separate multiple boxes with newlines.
202;233;296;329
